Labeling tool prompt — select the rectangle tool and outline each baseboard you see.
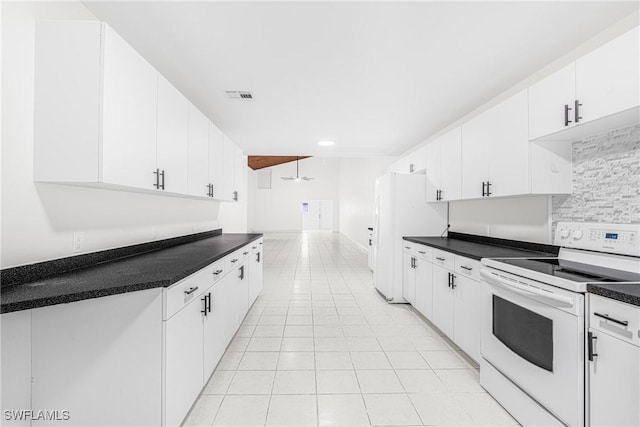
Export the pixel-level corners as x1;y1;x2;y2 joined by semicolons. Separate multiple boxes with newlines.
339;232;368;253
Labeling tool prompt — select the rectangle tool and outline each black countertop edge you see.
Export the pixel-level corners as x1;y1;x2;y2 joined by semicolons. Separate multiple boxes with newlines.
446;231;559;256
1;229;223;287
1;281;168;313
587;284;640;307
1;233;263;314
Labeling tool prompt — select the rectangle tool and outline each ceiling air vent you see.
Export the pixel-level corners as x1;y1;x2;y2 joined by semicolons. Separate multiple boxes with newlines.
225;90;253;100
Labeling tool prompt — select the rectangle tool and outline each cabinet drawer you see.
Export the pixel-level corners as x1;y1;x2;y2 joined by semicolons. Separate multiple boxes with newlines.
225;246;249;272
402;241;416;255
211;260;225;283
589;294;640;347
432;249;454;270
415;245;431;261
454;256;482;282
165;264;215;319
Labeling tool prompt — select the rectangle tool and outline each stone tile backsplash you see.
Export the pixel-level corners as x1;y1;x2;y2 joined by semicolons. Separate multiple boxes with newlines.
552;125;640;229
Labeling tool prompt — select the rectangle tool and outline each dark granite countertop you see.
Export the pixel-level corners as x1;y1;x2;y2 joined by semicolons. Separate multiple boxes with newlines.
403;232;558;261
1;232;262;314
587;284;640;307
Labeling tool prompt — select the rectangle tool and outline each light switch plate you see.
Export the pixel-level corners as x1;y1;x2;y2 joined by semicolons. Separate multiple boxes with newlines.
72;232;84;253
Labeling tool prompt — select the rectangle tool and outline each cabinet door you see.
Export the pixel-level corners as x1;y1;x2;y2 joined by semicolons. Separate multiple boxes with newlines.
407;147;426;173
249;249;264;306
187;105;211;197
221;274;239;343
208;123;225;199
1;311;31;427
222;136;235;201
101;25;158;190
236;262;250;325
439;127;462;202
31;289;162;427
460;114;490;199
431;265;454;338
487;90;530;198
576;26;640;126
425;141;441;203
233;145;244;202
528;63;576;140
453;275;481;363
589;330;640;427
403;252;416;304
414;257;433;319
203;283;227;381
156;75;189;194
165;295;205;427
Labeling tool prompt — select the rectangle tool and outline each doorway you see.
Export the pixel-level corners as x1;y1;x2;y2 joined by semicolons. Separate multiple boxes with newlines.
302;200;333;231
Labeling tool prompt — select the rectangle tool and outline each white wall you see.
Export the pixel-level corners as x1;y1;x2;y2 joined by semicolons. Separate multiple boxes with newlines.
338;157;390;250
217;156;249;233
449;196;551;244
247;157;340;232
1;2;229;268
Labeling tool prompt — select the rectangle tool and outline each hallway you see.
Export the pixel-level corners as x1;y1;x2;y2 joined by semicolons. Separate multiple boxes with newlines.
183;232;517;426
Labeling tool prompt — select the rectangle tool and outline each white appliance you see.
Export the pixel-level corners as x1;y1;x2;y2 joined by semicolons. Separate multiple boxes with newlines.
479;222;640;427
372;173;447;302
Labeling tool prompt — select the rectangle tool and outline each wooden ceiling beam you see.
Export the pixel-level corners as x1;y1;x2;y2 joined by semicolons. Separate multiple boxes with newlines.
248;155;312;170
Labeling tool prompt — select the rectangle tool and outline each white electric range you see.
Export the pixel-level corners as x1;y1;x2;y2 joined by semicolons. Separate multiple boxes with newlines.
479;222;640;427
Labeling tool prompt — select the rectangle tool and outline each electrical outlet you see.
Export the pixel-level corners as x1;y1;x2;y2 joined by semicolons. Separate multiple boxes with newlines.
151;226;157;240
72;232;84;253
192;224;197;233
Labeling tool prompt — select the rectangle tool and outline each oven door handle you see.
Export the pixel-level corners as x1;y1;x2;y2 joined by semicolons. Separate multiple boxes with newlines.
480;268;574;308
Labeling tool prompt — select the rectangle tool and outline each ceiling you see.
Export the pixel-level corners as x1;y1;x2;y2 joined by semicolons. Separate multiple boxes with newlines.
248;156;311;170
84;1;638;157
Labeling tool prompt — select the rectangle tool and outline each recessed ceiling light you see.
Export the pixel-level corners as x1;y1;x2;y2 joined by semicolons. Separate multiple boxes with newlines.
317;140;335;146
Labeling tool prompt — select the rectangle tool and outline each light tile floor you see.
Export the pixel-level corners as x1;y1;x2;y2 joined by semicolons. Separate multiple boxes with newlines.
183;232;519;427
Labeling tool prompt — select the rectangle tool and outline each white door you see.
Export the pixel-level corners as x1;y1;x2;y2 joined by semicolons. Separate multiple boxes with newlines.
203;283;226;381
156;75;189;194
453;275;481;363
460;114;490;199
249;247;264;306
425;141;441;203
1;311;32;427
165;296;205;427
101;25;158;190
528;62;576;140
302;201;321;230
589;330;640;427
431;265;454;339
187;105;211;197
319;200;333;230
487;90;530;198
439;127;462;202
402;252;416;304
222;136;235;201
576;26;640;126
414;257;433;319
208;123;225;199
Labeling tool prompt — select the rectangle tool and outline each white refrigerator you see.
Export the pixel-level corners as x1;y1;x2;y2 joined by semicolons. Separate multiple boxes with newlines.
373;173;447;303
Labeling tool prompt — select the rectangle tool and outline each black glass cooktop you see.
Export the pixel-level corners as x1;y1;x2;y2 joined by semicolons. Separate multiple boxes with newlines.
497;258;640;283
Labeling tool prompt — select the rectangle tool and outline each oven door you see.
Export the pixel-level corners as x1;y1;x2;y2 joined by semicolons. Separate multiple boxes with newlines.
480;268;584;427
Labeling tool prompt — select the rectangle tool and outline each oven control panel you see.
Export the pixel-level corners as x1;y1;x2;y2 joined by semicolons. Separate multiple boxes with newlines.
555;222;640;257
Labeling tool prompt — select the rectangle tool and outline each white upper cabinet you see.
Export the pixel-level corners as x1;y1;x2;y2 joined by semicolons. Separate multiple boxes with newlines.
208;123;225;200
405;147;427;174
33;20;241;202
156;75;189;194
529;26;639;141
528;63;576;140
462;90;531;199
575;26;640;126
187;105;211;198
233;145;244;202
222;136;235;202
100;25;159;190
426;127;462;202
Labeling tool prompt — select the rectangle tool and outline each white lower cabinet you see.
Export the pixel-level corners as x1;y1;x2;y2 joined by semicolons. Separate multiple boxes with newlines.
165;291;206;427
249;240;264;307
404;242;481;363
588;295;640;426
1;240;263;427
31;289;164;427
432;264;455;339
